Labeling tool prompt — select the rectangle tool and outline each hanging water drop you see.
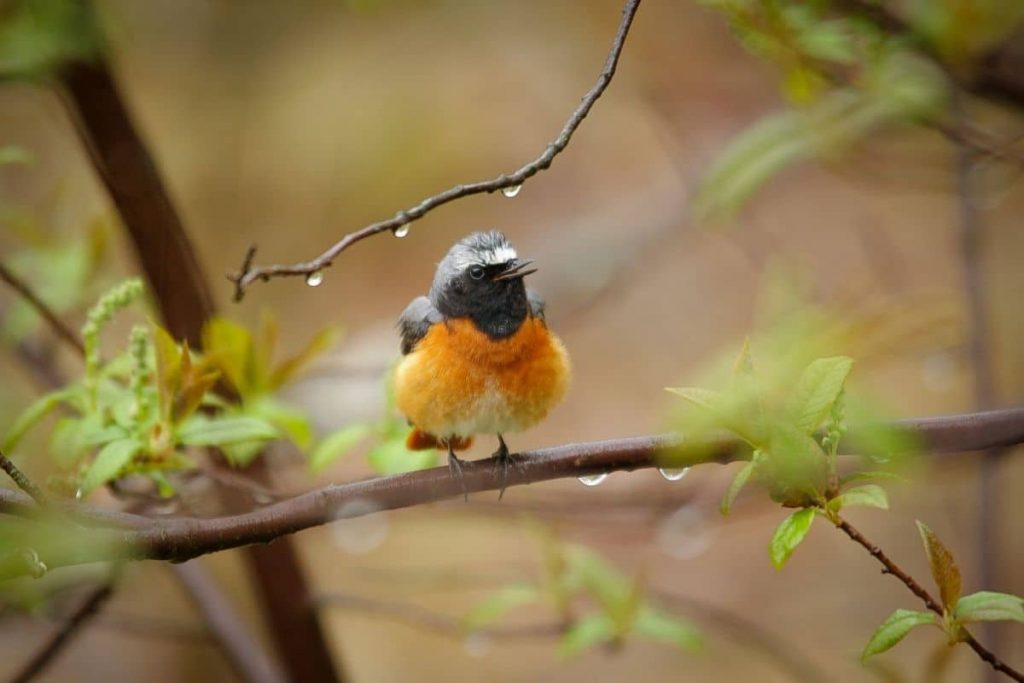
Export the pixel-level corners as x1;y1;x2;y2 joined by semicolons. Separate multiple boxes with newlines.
306;270;324;287
393;224;410;238
658;467;689;482
577;472;608;487
501;184;522;198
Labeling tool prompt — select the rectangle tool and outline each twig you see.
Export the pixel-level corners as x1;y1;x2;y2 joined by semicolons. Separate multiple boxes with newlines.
0;407;1022;577
228;0;643;300
0;262;85;356
10;583;115;683
172;561;286;683
833;517;1023;682
0;449;47;505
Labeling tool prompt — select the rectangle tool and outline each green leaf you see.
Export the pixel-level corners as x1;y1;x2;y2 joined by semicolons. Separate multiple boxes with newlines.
828;484;889;512
270;326;340;389
558;614;616;658
769;508;816;570
462;584;542;632
788;356;853;433
798;20;858;64
248;396;313;449
720;459;756;516
666;386;763;446
2;388;74;452
954;591;1024;625
839;470;907;486
201;317;251;395
634;607;702;652
176;415;279;447
862;609;937;660
916;522;961;611
81;437;142;494
367;437;436;475
309;424;371;473
219;440;266;467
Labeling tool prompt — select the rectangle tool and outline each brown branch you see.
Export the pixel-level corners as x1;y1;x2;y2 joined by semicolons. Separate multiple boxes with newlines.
10;583;115;683
0;262;85;356
0;449;47;505
228;0;643;300
833;518;1023;682
0;407;1021;579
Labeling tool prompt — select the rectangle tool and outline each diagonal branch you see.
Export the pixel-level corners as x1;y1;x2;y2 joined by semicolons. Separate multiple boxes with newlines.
0;262;85;356
0;407;1022;579
228;0;643;300
834;518;1023;682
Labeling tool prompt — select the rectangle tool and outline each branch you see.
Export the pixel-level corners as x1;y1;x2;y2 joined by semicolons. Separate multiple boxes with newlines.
10;583;114;683
833;518;1023;682
0;262;85;355
0;449;47;505
227;0;643;300
0;407;1022;579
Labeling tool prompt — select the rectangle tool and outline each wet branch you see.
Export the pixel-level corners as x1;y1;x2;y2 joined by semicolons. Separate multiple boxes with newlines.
228;0;642;300
833;517;1023;682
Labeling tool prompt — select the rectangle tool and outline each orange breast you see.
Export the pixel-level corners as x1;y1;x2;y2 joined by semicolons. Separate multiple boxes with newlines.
394;317;570;439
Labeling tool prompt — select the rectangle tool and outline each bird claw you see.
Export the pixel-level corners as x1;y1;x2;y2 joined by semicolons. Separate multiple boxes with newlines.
448;451;468;502
494;441;526;501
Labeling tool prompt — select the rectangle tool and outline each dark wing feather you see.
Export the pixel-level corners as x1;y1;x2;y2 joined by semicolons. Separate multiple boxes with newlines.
527;289;546;321
397;296;443;354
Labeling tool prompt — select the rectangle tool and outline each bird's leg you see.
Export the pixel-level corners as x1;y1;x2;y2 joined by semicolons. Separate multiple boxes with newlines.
447;439;468;502
494;434;524;501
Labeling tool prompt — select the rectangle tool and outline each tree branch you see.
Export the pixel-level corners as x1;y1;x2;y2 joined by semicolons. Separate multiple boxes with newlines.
0;407;1022;579
10;582;115;683
0;262;85;356
228;0;643;300
833;517;1023;682
0;449;47;505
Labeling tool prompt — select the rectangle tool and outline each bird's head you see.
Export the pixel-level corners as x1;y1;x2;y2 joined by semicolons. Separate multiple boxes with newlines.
430;231;536;337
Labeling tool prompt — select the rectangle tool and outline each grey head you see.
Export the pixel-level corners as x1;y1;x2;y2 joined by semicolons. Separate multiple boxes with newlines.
429;231;538;339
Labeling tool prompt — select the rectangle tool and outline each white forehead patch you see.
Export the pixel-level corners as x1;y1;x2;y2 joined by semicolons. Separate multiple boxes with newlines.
449;244;517;272
481;245;517;266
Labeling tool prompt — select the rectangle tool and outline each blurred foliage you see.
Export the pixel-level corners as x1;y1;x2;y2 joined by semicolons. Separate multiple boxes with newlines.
695;0;1024;221
0;0;104;80
463;524;701;658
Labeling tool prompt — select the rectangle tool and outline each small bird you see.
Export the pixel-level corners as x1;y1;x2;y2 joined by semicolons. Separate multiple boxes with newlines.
394;231;570;497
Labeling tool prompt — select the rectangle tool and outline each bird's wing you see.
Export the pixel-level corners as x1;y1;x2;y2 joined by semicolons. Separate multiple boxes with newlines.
527;288;546;321
397;296;443;355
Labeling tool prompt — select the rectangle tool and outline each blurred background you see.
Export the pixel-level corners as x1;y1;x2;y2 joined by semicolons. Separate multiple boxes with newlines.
1;0;1022;681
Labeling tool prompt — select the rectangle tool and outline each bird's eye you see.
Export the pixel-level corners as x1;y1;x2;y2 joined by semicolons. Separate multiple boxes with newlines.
469;265;485;280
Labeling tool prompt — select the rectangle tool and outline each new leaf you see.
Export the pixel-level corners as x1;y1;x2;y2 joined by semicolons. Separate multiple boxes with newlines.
862;609;937;660
769;508;815;570
916;521;961;611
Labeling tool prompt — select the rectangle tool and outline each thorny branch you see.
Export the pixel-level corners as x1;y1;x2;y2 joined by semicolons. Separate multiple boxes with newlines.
228;0;643;300
0;407;1022;580
834;517;1023;682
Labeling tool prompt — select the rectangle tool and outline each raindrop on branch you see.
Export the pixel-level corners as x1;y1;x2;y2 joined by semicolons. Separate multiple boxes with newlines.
501;184;522;198
658;467;689;482
306;270;324;287
577;473;608;487
393;224;410;238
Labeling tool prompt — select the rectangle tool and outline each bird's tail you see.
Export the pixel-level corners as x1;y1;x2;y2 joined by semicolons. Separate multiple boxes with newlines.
406;429;473;452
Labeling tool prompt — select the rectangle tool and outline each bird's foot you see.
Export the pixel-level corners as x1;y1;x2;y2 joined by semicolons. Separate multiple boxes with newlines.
494;440;526;501
448;450;468;502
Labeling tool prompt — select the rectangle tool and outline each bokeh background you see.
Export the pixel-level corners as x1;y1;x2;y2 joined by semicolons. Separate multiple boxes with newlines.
1;0;1022;681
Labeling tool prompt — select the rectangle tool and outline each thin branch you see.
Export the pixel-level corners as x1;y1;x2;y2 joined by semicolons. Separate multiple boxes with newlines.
0;262;85;355
228;0;643;300
10;583;115;683
0;449;47;505
834;518;1023;682
0;407;1022;578
172;561;286;683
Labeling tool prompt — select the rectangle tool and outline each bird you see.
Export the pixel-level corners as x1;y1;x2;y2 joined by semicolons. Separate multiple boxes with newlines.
394;231;570;498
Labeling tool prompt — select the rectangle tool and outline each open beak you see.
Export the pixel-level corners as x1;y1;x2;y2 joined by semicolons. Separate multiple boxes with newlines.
493;259;537;281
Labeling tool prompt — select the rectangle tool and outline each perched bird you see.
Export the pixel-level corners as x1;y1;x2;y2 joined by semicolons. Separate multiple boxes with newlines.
394;231;570;497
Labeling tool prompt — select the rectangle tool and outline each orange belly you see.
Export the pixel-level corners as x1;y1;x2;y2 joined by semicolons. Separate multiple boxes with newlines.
395;317;570;440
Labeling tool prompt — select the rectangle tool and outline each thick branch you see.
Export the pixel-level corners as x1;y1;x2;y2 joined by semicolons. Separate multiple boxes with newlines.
0;407;1021;578
0;262;85;355
228;0;643;300
834;518;1023;682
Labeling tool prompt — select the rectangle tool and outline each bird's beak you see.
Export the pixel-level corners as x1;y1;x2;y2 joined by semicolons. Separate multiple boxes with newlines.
493;259;537;281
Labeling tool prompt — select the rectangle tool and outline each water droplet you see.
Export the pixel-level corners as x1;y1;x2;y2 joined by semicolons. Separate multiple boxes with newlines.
74;488;84;500
306;270;324;287
463;632;494;658
392;224;410;238
658;467;689;482
577;473;608;487
656;505;716;560
331;499;388;555
501;184;522;198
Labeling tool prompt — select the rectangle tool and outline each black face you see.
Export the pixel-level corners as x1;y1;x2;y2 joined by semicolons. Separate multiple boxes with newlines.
434;259;532;339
